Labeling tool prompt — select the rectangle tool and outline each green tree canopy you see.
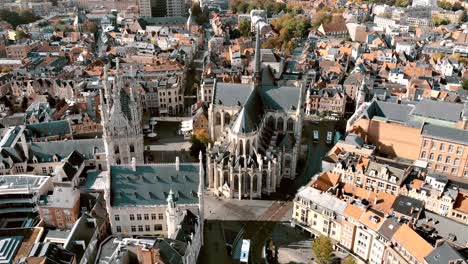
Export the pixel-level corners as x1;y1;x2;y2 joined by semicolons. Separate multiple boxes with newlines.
238;19;251;37
231;0;286;16
0;9;39;27
311;235;333;264
264;13;311;52
312;11;332;28
462;80;468;90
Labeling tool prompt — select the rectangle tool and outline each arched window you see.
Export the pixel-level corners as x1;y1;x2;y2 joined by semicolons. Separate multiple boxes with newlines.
114;146;119;154
245;139;250;156
287;118;294;131
267;116;275;127
277;117;284;131
215;112;221;125
253;175;258;193
234;175;239;192
130;144;135;153
285;156;291;168
262;171;267;192
420;151;426;159
437;155;442;162
240;139;245;155
224;113;231;125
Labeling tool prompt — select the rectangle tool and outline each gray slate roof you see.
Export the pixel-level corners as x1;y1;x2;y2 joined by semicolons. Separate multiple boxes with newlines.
411;99;463;122
416;211;468;248
26;120;71;138
424;242;468;264
213;83;253;107
110;164;200;207
421;123;468;145
29;138;104;162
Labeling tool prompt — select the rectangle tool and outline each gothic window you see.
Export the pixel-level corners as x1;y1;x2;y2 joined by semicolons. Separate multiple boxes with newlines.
215;112;221;125
253;175;258;193
267;116;275;127
287;118;294;131
130;144;135;153
262;171;267;191
277;117;284;131
234;175;239;192
239;140;244;155
116;158;121;165
224;113;231;125
285;156;291;169
114;146;119;154
246;139;250;155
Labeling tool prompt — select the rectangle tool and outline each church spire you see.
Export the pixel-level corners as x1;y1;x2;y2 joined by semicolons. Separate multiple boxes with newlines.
198;150;205;245
254;24;262;86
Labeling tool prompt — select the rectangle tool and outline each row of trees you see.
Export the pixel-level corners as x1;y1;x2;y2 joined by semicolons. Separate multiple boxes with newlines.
231;0;287;16
262;14;311;52
437;0;465;11
0;9;39;27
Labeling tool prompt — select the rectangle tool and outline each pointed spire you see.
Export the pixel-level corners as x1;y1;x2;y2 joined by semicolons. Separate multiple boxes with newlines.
167;189;175;203
254;23;262;86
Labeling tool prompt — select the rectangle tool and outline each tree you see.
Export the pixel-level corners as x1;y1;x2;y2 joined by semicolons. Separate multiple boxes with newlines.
463;80;468;90
189;131;210;158
191;2;209;24
238;19;251;37
312;11;332;28
438;0;453;10
311;235;333;264
431;53;445;61
0;9;38;27
15;30;27;40
342;256;357;264
395;0;409;7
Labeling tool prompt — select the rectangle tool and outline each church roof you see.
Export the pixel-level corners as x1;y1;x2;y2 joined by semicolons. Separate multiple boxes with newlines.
110;164;200;207
213;83;252;107
230;88;264;134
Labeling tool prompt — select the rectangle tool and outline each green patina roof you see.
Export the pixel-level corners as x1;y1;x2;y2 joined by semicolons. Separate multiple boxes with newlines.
110;164;200;207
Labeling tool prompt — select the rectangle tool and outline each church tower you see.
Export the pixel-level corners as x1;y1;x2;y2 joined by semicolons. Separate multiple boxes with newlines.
100;58;144;167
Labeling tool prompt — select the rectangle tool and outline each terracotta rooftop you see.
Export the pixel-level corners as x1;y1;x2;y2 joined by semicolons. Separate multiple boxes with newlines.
311;172;340;192
393;224;433;263
359;210;384;231
342;183;396;215
344;203;366;220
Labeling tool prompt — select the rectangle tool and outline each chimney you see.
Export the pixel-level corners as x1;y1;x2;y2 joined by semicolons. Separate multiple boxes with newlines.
374;196;378;205
131;157;136;171
175;156;180;171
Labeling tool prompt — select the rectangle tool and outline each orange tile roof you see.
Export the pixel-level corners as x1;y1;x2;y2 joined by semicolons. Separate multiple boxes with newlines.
393;224;433;263
344;203;366;220
410;179;424;190
359;211;384;231
342;183;396;215
311;172;341;192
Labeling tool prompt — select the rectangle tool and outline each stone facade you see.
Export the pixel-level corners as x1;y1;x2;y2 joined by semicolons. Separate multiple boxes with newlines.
100;60;144;166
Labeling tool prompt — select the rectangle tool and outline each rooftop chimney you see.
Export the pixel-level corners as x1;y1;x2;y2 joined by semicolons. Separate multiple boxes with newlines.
175;156;180;171
131;157;136;171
